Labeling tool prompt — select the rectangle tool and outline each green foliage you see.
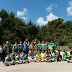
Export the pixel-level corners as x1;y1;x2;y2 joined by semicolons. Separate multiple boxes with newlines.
68;43;72;49
0;9;72;45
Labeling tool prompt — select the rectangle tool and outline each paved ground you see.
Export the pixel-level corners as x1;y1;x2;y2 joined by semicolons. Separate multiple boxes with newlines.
0;62;72;72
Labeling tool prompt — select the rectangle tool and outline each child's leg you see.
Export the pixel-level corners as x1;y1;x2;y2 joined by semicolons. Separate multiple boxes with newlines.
66;59;71;62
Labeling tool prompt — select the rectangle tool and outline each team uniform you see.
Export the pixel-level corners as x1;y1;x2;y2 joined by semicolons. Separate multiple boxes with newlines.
8;44;12;53
18;44;23;52
13;44;18;53
41;44;46;51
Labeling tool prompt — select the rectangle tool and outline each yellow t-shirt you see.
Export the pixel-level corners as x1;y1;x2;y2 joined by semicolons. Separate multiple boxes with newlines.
41;53;45;60
35;54;41;60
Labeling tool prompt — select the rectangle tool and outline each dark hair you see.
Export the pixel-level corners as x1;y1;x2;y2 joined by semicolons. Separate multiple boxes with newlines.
70;51;72;54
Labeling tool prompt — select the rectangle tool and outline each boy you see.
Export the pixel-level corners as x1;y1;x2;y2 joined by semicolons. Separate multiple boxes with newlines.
4;53;15;66
45;52;52;62
8;42;12;53
21;53;29;63
37;41;41;51
18;41;23;52
34;43;38;51
15;53;21;64
63;50;68;61
45;41;49;50
23;41;28;53
48;43;53;52
13;42;18;53
41;50;45;62
33;51;41;62
33;50;37;58
66;51;72;63
54;42;58;50
41;41;46;51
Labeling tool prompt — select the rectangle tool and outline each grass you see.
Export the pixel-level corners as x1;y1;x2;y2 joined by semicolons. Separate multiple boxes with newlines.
58;46;71;52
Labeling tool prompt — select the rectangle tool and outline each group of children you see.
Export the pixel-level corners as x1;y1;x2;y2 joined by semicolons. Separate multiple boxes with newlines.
0;39;72;66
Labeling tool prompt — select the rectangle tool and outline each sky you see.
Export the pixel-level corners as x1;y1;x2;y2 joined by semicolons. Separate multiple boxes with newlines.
0;0;72;26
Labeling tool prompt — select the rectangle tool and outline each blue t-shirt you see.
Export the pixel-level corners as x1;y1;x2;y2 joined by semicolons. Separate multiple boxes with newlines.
23;43;28;51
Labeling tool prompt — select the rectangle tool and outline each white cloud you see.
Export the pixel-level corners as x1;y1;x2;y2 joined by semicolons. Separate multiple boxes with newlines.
21;17;27;20
67;1;72;16
46;3;58;12
46;4;53;12
36;17;47;26
46;13;58;21
17;8;28;20
36;13;59;26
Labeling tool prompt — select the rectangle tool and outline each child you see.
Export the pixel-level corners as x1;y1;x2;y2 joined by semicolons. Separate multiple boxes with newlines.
18;41;23;53
28;54;33;62
13;42;18;53
20;52;25;60
4;53;15;66
33;51;41;62
34;43;38;51
33;50;37;58
63;50;68;61
15;53;21;64
66;51;72;63
41;50;45;62
57;50;62;61
51;50;56;62
45;52;52;62
21;53;29;63
41;41;46;51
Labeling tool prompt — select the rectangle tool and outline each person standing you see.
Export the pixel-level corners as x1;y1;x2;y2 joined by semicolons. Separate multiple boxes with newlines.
8;42;12;53
2;43;7;63
5;41;9;53
29;42;34;52
13;42;18;53
18;41;23;53
0;45;3;61
23;41;28;53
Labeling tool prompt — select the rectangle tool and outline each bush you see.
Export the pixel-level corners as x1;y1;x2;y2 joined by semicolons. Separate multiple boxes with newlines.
68;43;72;49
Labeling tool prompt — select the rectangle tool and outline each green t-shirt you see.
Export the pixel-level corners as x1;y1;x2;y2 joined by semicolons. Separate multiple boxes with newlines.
37;44;41;49
54;44;58;50
8;44;12;51
34;45;38;50
13;44;18;53
5;57;12;62
41;44;46;50
51;52;55;59
5;44;9;53
15;56;21;61
22;56;28;60
18;44;23;52
63;52;67;61
33;52;37;56
45;55;51;60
